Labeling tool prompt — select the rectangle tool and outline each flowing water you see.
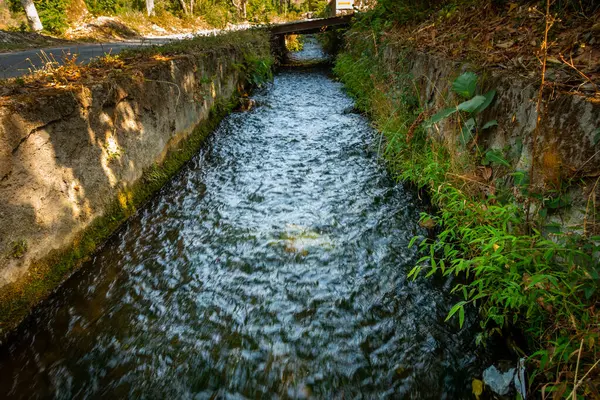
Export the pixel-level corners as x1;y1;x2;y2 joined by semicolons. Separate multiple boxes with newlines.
0;41;496;399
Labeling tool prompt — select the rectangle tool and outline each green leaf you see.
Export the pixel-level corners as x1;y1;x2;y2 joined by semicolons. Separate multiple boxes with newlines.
481;120;498;130
457;96;486;113
513;170;529;186
544;224;562;234
445;301;466;322
584;285;595;300
544;195;571;209
427;107;457;126
593;128;600;145
408;236;419;249
407;265;422;280
452;72;478;98
473;90;496;114
459;306;465;328
543;248;554;261
484;150;510;167
460;118;476;146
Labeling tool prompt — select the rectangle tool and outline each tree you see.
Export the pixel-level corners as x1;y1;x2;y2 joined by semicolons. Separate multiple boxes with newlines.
231;0;247;18
178;0;192;15
20;0;43;32
146;0;155;16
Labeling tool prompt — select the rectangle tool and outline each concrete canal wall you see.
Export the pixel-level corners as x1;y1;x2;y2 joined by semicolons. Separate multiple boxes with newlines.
0;31;272;333
380;45;600;229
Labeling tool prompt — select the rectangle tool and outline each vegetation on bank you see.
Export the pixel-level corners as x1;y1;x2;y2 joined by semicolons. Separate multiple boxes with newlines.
0;29;273;339
285;33;304;52
1;0;329;40
0;29;271;94
334;0;599;397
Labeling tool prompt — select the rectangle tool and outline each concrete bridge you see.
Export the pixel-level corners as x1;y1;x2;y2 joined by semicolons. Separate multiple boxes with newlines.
269;15;353;61
269;15;353;36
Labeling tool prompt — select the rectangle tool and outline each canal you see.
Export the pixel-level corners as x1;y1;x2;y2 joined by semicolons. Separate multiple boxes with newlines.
0;40;496;399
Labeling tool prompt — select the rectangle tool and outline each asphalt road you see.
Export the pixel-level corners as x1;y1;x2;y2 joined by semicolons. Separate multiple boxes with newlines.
0;38;178;79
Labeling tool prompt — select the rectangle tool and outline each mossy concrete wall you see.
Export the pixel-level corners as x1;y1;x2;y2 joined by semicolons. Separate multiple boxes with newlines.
0;38;269;294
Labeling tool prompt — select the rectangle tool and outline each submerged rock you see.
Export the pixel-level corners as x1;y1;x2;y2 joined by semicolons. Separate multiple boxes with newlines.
238;97;256;111
342;106;361;115
482;358;527;398
483;365;515;396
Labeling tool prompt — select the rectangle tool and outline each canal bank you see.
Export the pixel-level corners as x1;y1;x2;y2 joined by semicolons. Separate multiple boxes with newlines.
0;40;504;398
332;8;600;396
0;30;273;336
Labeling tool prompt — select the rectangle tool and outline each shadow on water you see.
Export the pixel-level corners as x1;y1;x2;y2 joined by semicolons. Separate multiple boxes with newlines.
0;39;502;399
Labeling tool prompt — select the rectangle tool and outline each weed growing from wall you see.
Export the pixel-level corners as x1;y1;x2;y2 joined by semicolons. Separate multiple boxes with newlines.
241;52;273;87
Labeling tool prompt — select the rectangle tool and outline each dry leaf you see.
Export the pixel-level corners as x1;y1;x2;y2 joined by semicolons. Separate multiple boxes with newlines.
496;40;515;49
419;217;436;229
472;379;484;400
546;56;562;64
479;166;493;181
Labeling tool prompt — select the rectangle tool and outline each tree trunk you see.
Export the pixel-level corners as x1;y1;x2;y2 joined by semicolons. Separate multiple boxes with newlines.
178;0;189;15
146;0;154;16
231;0;241;17
20;0;43;32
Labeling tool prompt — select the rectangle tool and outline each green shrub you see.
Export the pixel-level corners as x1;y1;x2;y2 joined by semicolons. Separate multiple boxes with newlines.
8;240;28;259
38;0;70;33
84;0;144;15
285;34;303;52
246;0;275;23
243;52;273;87
200;3;231;28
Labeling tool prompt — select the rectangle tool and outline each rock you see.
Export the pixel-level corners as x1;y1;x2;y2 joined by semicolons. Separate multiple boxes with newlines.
342;106;360;114
483;365;515;396
238;98;256;111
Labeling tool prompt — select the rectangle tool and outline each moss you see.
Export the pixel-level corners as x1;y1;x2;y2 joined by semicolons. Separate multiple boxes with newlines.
7;240;28;259
0;96;239;339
